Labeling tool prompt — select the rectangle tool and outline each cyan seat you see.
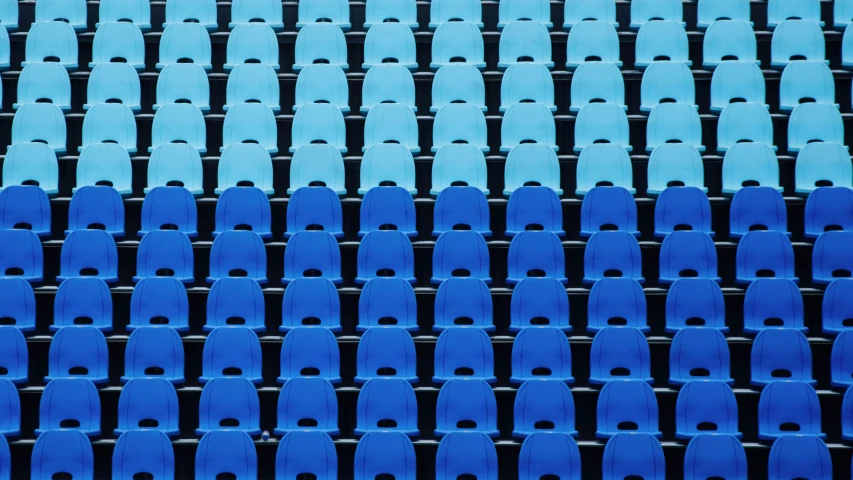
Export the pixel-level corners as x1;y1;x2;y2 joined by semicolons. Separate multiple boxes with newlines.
163;0;217;30
788;103;844;153
434;186;491;237
360;186;417;237
430;21;486;70
430;0;483;29
140;187;198;237
698;0;751;28
0;0;17;31
199;326;263;384
640;61;695;112
596;381;661;439
356;326;416;383
156;23;212;70
432;104;488;153
758;381;824;439
216;144;274;196
281;278;340;331
635;20;691;69
276;377;339;435
768;435;833;480
511;326;573;383
0;397;12;457
154;63;209;112
362;23;417;70
85;63;141;112
279;327;341;383
289;145;346;195
646;103;704;152
838;0;853;29
434;379;498;437
364;0;418;30
435;432;498;480
647;144;706;195
780;61;837;111
230;0;283;30
282;231;342;284
0;278;36;332
510;278;570;332
222;103;277;154
432;231;491;284
805;187;853;238
295;65;349;113
565;20;621;69
824;278;853;335
14;63;70;111
37;378;101;436
722;143;782;195
730;187;788;238
670;327;733;384
768;0;822;29
196;377;260;435
564;0;617;29
580;186;638;237
814;231;853;284
501;103;557;152
752;328;814;386
574;103;631;153
498;20;554;70
225;64;280;112
57;230;118;284
502;63;556;112
207;278;265;331
583;231;643;284
286;186;342;238
146;144;204;195
0;230;43;282
518;433;582;480
0;25;8;70
115;378;179;437
53;277;112;331
744;278;805;333
296;0;350;30
363;103;419;153
355;379;419;436
654;187;712;237
666;278;726;332
24;21;77;70
149;103;207;154
79;104;137;154
589;327;652;384
195;431;256;480
358;278;418;331
588;278;647;332
504;144;562;195
128;277;189;331
134;231;194;283
432;145;488;195
710;61;766;111
276;432;337;480
0;327;27;384
354;432;416;480
434;327;495;383
12;103;66;154
717;103;775;153
659;231;720;284
513;380;576;438
795;142;853;195
0;185;51;237
31;430;94;480
294;23;348;71
291;104;347;154
675;380;741;439
508;231;567;284
846;24;853;68
97;0;150;30
832;331;853;387
771;20;826;68
736;231;797;284
207;231;267;284
683;434;747;480
66;186;124;237
122;327;185;383
569;62;625;113
359;144;417;195
434;278;494;331
703;20;758;68
575;144;634;196
112;431;174;480
432;64;486;113
506;186;563;237
225;24;280;71
630;0;683;29
89;22;145;70
499;0;551;29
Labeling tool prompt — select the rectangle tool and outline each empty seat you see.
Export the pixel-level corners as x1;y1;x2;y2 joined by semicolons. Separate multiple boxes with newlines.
630;0;682;29
498;20;553;70
844;387;853;439
583;231;643;284
363;104;419;153
574;103;631;153
359;278;418;331
207;278;266;331
122;327;185;383
156;23;212;70
640;61;695;112
772;20;826;68
289;145;346;195
85;63;141;112
0;185;51;237
98;0;150;30
294;23;348;71
12;103;66;153
431;21;487;70
434;278;494;331
580;187;638;237
134;231;194;283
647;103;704;152
15;63;70;111
796;142;853;195
752;328;814;386
46;326;108;384
0;327;26;385
149;103;206;154
789;103;845;153
758;381;823;439
432;231;491;284
435;379;498;437
703;21;758;68
839;0;853;29
722;146;783;197
589;327;652;384
743;278;805;333
115;378;179;437
603;434;665;480
89;22;145;70
76;148;131;199
508;231;567;284
297;0;350;30
57;230;118;284
805;187;853;238
281;278;340;331
512;326;573;383
37;378;101;435
710;61;766;111
359;144;416;194
0;278;35;333
736;231;797;284
146;144;204;195
768;435;833;480
433;104;488;153
730;187;788;238
358;186;417;236
294;65;349;113
53;277;112;331
499;0;551;29
666;279;726;332
364;0;417;29
518;433;582;480
814;231;853;284
432;145;488;195
588;277;647;331
504;144;562;195
154;64;209;112
196;377;260;435
31;430;93;480
362;23;417;70
163;0;216;30
355;378;419;436
565;20;621;69
671;327;733;384
501;103;557;153
356;327;416;383
283;231;342;284
0;380;15;438
129;277;189;331
230;0;282;30
356;231;416;284
654;187;713;237
291;104;347;154
596;380;660;438
436;432;497;480
216;144;274;196
280;327;341;383
80;104;138;154
510;278;571;332
824;279;853;334
354;432;416;480
635;20;690;69
225;24;279;71
768;0;822;28
1;143;58;196
502;63;556;112
214;187;271;238
698;0;751;28
780;62;836;112
647;144;706;195
433;327;495;383
718;103;775;153
434;187;491;236
675;381;740;439
0;230;42;282
569;62;624;113
66;186;124;237
833;331;853;387
207;231;267;284
222;103;277;154
432;65;485;113
506;186;563;237
286;187;342;238
575;144;635;196
0;0;17;31
276;432;337;480
225;64;280;112
430;0;483;29
24;21;77;70
659;231;720;284
275;377;339;435
112;431;174;480
684;434;747;480
200;327;262;384
195;431;256;480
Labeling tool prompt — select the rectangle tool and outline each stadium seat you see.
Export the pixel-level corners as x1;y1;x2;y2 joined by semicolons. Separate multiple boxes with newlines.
838;0;853;29
430;21;487;70
635;20;691;69
37;378;101;435
149;103;207;154
207;230;267;284
122;327;185;383
743;278;805;333
296;0;350;30
354;432;416;480
630;0;682;29
363;104;419;153
276;432;337;480
670;328;733;384
564;0;617;29
279;327;341;383
710;61;766;111
513;380;577;438
294;23;348;71
0;381;14;438
195;431;257;480
768;435;833;480
361;64;415;113
587;277;648;332
156;23;212;70
225;64;280;112
771;20;826;68
362;23;417;70
780;61;837;111
434;278;494;331
281;278;341;331
289;145;346;195
575;144;635;196
11;104;66;154
511;327;573;383
640;61;695;112
434;186;491;237
432;326;497;383
506;186;563;237
510;278;570;332
286;187;343;238
57;230;118;284
697;0;751;28
355;378;419;436
501;103;557;152
276;377;339;435
718;103;775;153
833;331;853;387
359;144;417;194
498;21;554;70
199;326;263;384
0;230;42;282
196;377;260;435
230;0;283;30
580;186;639;237
46;326;109;384
430;0;483;30
356;231;416;284
146;144;204;195
134;231;194;284
222;103;277;154
508;231;567;284
0;185;51;237
796;142;853;195
24;21;77;70
504;144;562;195
569;62;625;113
432;145;489;195
356;327;416;383
722;143;782;195
675;381;740;438
789;103;845;153
730;187;788;238
216;144;274;196
53;277;113;331
768;0;822;29
736;231;797;283
14;63;70;111
519;433;581;479
364;0;418;29
583;231;643;284
163;0;217;30
433;104;488;153
502;63;556;112
358;278;419;331
589;327;652;384
814;231;853;284
752;328;814;386
758;381;824;439
79;104;138;155
565;20;621;69
435;379;499;437
805;187;853;238
115;378;180;436
85;63;141;112
0;278;35;332
31;430;93;480
647;144;706;195
703;21;758;68
824;279;853;334
432;65;486;113
659;231;720;284
596;381;661;438
0;0;16;31
113;431;174;480
154;64;209;112
0;327;26;384
282;231;343;284
98;0;150;30
89;22;145;70
436;432;497;480
128;277;189;331
432;231;491;284
498;0;551;30
666;278;726;331
291;104;347;154
844;388;853;440
573;103;631;153
683;434;747;480
654;187;713;237
214;187;271;238
66;186;124;237
647;103;704;152
207;278;266;331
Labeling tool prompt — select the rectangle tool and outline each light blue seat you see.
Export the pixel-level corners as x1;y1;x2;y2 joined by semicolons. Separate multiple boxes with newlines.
76;144;133;196
838;0;853;29
31;430;93;480
14;63;70;111
207;231;267;284
296;0;350;30
225;64;280;112
354;432;416;480
432;64;486;113
289;145;346;195
364;0;417;29
519;433;581;480
230;0;283;30
24;21;77;70
134;230;194;284
430;0;483;30
752;328;814;386
149;103;206;154
698;0;751;29
282;232;343;284
580;186;638;237
432;231;491;284
743;278;805;332
113;431;174;480
640;61;695;112
0;379;20;436
433;104;488;153
768;0;822;29
501;103;556;153
66;186;124;237
436;327;496;382
670;327;732;384
805;187;853;238
596;381;661;439
498;20;554;70
89;22;145;70
510;277;570;332
276;377;339;435
359;144;417;194
814;231;853;284
196;377;260;435
661;231;720;282
355;378;419;436
276;432;337;480
0;230;42;282
564;0;617;30
647;103;703;152
710;61;766;111
824;279;853;335
430;21;486;70
772;20;826;68
195;431;256;480
57;230;119;284
295;65;349;113
291;104;347;154
758;381;824;439
736;231;797;284
154;63;209;112
98;0;150;30
128;277;189;331
675;381;740;439
85;63;141;112
11;103;66;153
358;278;418;331
46;326;109;384
780;61;837;111
566;20;621;69
360;186;417;237
635;20;690;69
279;327;341;382
703;20;758;68
0;25;7;70
846;22;853;68
796;142;853;195
506;186;563;237
0;185;51;237
788;103;844;153
216;144;274;196
433;278;494;331
140;187;197;237
513;380;576;438
122;327;185;383
222;103;277;154
508;231;567;284
146;144;204;195
730;187;788;238
115;378;179;436
575;144;634;196
722;143;781;195
654;187;713;237
356;327;416;383
362;23;417;70
574;103;630;153
718;103;775;153
504;144;562;195
37;378;101;436
435;432;497;480
434;186;490;236
0;326;27;383
768;435;832;480
666;278;726;331
583;231;643;284
224;24;279;71
499;0;551;30
435;379;498;437
199;326;263;384
0;278;36;332
569;62;625;113
286;186;343;238
156;23;212;70
0;0;16;31
163;0;217;31
79;104;137;154
630;0;683;29
647;144;706;195
589;327;652;384
363;103;419;153
207;278;266;332
432;145;488;195
511;326;573;383
832;330;853;387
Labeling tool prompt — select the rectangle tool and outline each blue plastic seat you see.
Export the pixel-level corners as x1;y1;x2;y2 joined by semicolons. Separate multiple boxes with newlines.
279;327;341;383
359;278;418;331
647;144;706;195
768;435;832;480
432;65;485;113
432;145;488;195
845;387;853;439
31;430;93;480
596;381;661;438
575;144;634;196
698;0;751;28
276;432;337;480
780;61;836;112
630;0;682;29
24;21;77;70
504;144;562;195
736;231;797;284
710;62;766;112
79;104;137;154
0;230;42;282
722;147;782;197
286;187;342;238
580;187;638;237
508;231;567;284
435;379;498;437
743;278;805;333
146;144;204;195
276;377;339;435
294;23;348;71
207;278;265;332
603;434;664;480
154;64;209;112
805;187;853;238
356;231;415;284
355;378;419;436
196;377;260;435
363;23;417;70
430;21;486;70
498;21;553;70
0;278;35;333
222;103;277;154
53;277;112;331
359;144;416;194
128;277;188;331
89;22;145;70
587;277;647;331
501;103;557;153
583;231;643;284
140;187;197;238
163;0;217;30
115;378;179;436
758;381;824;439
565;20;621;69
675;381;740;438
654;187;713;237
666;279;726;333
122;327;184;383
832;331;853;387
434;278;494;331
291;104;347;154
641;62;695;112
789;104;844;153
216;144;274;196
659;231;720;284
281;278;340;331
356;327;416;383
196;431;256;480
14;63;70;111
295;65;349;113
363;104;419;153
57;230;118;284
796;142;853;195
432;231;491;284
0;381;14;442
85;63;141;112
207;231;267;284
635;20;690;69
838;0;853;29
113;431;174;480
360;186;417;237
225;64;280;112
364;0;417;29
200;327;262;384
134;231;194;283
569;62;625;113
574;103;631;153
37;378;101;435
297;0;350;30
430;0;483;30
502;63;556;112
768;0;822;29
12;104;66;154
46;326;108;384
589;327;652;384
506;186;563;237
518;433;582;480
224;24;279;71
229;0;282;30
718;103;775;154
434;187;491;236
730;187;788;238
671;327;732;384
0;327;25;386
283;231;342;284
75;145;132;197
752;328;814;386
436;432;497;480
156;23;212;70
510;278;570;332
0;185;50;237
824;279;853;334
66;186;124;237
354;432;416;480
647;103;704;152
703;21;758;68
499;0;551;29
512;326;573;383
434;327;495;383
98;0;150;30
772;20;826;68
814;231;853;284
683;434;747;480
2;143;58;196
432;104;487;153
149;104;206;154
0;0;17;31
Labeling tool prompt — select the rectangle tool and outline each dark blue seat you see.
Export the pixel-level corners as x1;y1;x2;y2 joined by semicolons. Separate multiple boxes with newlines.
53;277;112;331
832;331;853;387
112;431;174;480
46;326;109;384
139;186;198;237
675;380;741;439
752;328;814;386
434;187;491;237
37;378;101;436
154;63;209;112
735;231;797;284
722;144;782;196
513;380;577;438
518;432;581;480
665;278;727;332
580;186;639;237
435;432;497;480
215;144;274;195
356;231;416;284
670;328;733;385
768;0;822;29
276;432;337;480
115;378;180;437
362;104;419;153
275;378;339;436
66;186;124;237
683;434;747;480
589;327;652;384
511;326;573;383
823;278;853;335
283;231;342;284
281;278;340;332
214;187;272;239
434;278;494;331
730;187;788;238
435;379;498;437
0;379;20;436
57;229;118;284
0;278;35;332
767;435;833;480
434;327;495;383
195;431;257;480
602;433;665;480
31;430;93;480
596;380;660;438
196;377;260;436
0;326;27;385
659;231;720;284
355;378;419;436
743;278;805;333
122;327;185;384
432;231;491;284
134;231;195;284
583;231;643;284
788;104;843;153
587;278;647;332
430;0;482;29
509;231;567;285
814;231;853;284
131;280;191;333
207;231;267;284
360;187;417;237
843;386;853;440
279;327;341;384
0;185;51;237
358;278;418;331
356;326;416;383
805;187;853;238
207;278;265;332
354;432;416;480
510;278;571;332
200;327;263;385
758;381;824;440
505;186;563;237
286;187;343;238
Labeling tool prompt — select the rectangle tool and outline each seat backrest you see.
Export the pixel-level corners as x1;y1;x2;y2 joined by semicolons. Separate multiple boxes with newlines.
780;61;835;110
432;231;491;284
140;186;197;237
512;327;573;383
575;144;634;195
635;20;689;67
665;278;726;331
86;63;141;111
805;187;853;238
435;432;498;480
280;327;341;383
683;434;747;480
282;231;342;284
90;21;145;68
200;326;263;384
504;144;562;194
574;103;630;152
356;378;419;435
358;278;418;330
150;103;207;153
226;64;280;111
795;142;853;195
363;22;417;69
430;0;482;29
506;186;563;236
670;327;732;384
431;21;485;68
197;377;260;434
587;277;647;331
294;23;349;71
501;103;557;152
354;432;417;480
771;20;825;67
697;0;750;27
640;61;695;111
758;380;823;438
767;435;833;480
25;21;78;67
570;61;624;112
602;434;665;479
502;62;555;111
16;63;71;111
222;103;278;153
583;231;643;283
360;186;417;237
510;277;570;331
155;63;209;110
276;431;337;480
281;278;340;331
195;431;257;480
297;64;351;112
356;230;415;284
123;327;185;383
54;277;112;330
129;277;189;331
434;186;491;236
752;328;813;385
730;187;787;237
434;327;495;382
0;278;36;332
277;377;339;434
356;326;416;382
292;103;347;153
596;381;660;437
297;0;350;29
580;186;637;236
589;327;652;383
434;277;494;330
113;431;174;480
566;20;621;67
0;185;52;236
147;144;204;194
39;378;101;434
498;20;553;68
659;231;719;283
286;186;342;238
157;23;212;69
12;103;67;153
435;379;498;435
432;64;486;114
